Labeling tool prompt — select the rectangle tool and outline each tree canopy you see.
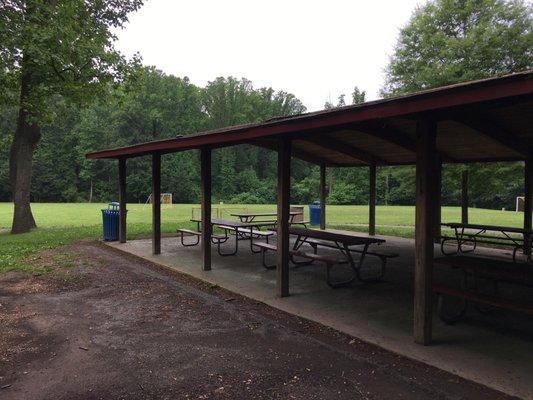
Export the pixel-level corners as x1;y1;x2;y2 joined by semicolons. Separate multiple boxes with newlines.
382;0;532;96
1;0;143;233
370;0;533;212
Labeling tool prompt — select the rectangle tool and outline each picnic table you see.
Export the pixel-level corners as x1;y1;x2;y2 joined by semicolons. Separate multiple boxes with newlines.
288;227;390;286
440;222;533;261
435;223;533;324
190;218;275;256
231;211;301;223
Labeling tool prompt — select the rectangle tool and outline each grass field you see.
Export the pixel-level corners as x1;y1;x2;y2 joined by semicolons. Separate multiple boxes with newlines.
0;202;524;274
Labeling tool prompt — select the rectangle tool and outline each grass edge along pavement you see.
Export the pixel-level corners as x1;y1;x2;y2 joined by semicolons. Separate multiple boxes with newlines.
0;202;526;274
0;222;193;274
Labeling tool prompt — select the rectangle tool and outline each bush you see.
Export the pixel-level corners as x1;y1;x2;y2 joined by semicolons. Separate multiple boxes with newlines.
329;182;357;205
229;192;263;204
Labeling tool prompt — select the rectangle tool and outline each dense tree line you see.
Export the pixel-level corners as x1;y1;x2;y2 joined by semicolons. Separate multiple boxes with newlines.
1;0;531;220
0;66;527;209
0;69;316;205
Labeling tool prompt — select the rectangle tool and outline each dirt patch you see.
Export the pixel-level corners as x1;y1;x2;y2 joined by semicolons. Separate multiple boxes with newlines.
0;242;517;399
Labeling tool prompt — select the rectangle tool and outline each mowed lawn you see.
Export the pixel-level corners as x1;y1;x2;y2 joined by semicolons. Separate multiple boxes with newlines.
0;202;525;273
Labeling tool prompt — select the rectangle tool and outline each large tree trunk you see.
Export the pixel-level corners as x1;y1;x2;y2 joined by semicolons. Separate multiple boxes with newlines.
9;69;41;234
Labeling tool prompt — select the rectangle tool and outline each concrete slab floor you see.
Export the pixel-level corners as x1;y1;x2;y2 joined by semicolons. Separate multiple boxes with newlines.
107;234;533;399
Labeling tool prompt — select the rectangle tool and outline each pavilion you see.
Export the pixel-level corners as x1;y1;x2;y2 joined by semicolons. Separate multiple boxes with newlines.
87;70;533;346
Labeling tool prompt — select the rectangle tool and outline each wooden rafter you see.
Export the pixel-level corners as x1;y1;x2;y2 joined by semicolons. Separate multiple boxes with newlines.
452;114;531;158
302;135;385;165
354;121;457;162
252;139;340;167
355;122;417;153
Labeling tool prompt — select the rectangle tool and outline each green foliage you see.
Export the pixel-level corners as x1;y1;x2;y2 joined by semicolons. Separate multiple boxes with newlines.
1;0;530;213
351;87;366;104
0;68;309;204
375;0;532;209
292;174;320;204
325;86;367;109
382;0;533;96
0;106;16;199
329;182;359;205
0;0;144;121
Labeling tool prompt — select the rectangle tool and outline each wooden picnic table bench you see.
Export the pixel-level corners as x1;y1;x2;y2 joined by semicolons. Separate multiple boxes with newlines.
254;228;392;287
176;228;228;247
230;211;309;227
434;255;533;323
231;211;300;222
290;228;394;284
189;218;275;256
440;222;533;261
253;241;347;288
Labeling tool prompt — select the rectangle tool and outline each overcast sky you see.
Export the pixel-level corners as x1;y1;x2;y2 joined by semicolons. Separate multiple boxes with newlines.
116;0;423;111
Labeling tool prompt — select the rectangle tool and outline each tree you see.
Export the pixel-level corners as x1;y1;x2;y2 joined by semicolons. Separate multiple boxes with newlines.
324;94;346;110
382;0;533;96
378;0;532;211
325;88;366;110
0;0;143;233
351;87;366;104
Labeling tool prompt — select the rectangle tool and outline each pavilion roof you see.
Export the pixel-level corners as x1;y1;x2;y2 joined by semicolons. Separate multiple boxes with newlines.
86;70;533;166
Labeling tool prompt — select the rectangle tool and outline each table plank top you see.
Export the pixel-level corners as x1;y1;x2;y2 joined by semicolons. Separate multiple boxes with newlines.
442;222;533;235
230;211;301;218
191;218;257;228
289;227;385;245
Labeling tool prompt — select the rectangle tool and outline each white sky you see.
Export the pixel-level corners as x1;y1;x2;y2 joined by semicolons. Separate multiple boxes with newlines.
116;0;423;111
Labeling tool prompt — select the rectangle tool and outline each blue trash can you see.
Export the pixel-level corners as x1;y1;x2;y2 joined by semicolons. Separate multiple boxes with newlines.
309;201;321;226
102;202;121;241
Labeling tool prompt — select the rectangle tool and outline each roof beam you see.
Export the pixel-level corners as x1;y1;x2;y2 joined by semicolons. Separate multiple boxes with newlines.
354;122;417;153
302;135;384;165
252;139;340;167
353;121;458;163
451;114;531;158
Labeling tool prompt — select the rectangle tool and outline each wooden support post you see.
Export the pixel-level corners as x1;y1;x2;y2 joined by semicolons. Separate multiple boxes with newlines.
433;157;442;243
524;158;532;256
277;137;291;297
319;163;326;230
414;119;437;345
118;158;127;243
201;147;212;271
152;153;161;255
369;164;376;236
461;170;469;224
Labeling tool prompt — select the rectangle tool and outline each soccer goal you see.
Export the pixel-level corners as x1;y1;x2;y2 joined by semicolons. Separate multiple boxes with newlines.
516;196;525;212
145;193;173;208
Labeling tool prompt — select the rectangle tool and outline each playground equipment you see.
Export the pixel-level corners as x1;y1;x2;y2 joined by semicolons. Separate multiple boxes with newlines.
145;193;173;208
